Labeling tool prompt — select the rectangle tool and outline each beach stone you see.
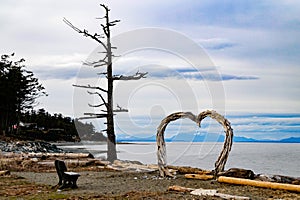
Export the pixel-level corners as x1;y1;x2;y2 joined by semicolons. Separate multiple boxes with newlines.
0;141;64;154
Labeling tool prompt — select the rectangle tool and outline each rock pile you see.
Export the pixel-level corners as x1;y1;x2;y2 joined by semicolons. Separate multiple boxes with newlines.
0;141;64;153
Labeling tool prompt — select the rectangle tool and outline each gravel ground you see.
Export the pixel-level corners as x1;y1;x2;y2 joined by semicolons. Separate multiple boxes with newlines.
13;171;300;199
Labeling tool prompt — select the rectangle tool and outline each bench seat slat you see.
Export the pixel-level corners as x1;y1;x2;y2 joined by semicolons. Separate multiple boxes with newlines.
64;172;80;176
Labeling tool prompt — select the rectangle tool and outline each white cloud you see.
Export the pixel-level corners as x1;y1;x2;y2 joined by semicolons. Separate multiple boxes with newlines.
1;0;299;122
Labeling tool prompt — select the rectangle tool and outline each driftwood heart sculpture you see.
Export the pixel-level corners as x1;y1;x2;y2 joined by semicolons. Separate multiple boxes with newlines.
156;110;233;177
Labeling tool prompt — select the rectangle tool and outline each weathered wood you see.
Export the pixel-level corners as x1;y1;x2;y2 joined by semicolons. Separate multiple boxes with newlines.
26;152;94;159
167;165;211;175
185;174;214;180
218;176;300;192
0;170;10;176
168;185;250;200
168;185;195;192
191;189;250;200
156;110;233;177
255;174;300;184
218;168;255;179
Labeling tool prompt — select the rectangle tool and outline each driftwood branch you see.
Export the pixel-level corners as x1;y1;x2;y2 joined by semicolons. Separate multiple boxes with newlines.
156;110;233;177
113;71;148;81
156;112;197;177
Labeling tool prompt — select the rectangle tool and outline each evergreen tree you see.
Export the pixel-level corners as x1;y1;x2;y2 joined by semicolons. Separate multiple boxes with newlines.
0;53;47;135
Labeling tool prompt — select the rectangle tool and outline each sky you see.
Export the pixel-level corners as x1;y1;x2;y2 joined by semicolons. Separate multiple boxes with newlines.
1;0;300;139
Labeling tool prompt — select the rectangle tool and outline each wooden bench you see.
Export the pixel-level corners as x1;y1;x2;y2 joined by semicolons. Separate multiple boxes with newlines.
54;160;80;189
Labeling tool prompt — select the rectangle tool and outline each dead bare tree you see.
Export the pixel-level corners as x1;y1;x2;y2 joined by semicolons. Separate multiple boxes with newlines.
64;4;147;162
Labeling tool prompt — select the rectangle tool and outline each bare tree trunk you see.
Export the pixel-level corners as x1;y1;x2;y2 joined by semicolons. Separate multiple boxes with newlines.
64;4;146;163
105;10;117;162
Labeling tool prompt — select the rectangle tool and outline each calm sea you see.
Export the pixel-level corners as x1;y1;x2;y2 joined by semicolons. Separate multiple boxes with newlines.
58;142;300;177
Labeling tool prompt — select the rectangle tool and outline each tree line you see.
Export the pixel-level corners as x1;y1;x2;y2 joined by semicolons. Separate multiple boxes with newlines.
0;53;46;135
0;53;105;142
19;109;106;142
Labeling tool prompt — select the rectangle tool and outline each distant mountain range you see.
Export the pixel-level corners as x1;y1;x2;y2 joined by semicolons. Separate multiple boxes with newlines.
116;133;300;143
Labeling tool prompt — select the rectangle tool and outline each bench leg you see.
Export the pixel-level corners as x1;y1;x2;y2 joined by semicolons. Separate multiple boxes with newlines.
71;177;79;189
59;177;79;189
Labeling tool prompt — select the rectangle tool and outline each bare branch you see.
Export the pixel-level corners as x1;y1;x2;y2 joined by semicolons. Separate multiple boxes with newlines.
110;20;121;24
108;20;120;26
100;4;110;11
87;91;108;109
79;115;107;120
83;60;108;67
97;72;107;75
63;18;107;51
113;104;129;112
84;113;102;116
88;103;105;107
101;24;109;37
113;71;148;81
73;84;108;93
96;16;106;20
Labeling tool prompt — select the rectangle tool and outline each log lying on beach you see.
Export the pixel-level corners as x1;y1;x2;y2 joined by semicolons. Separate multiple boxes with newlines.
168;185;194;192
26;152;94;159
185;174;214;180
0;170;10;176
191;189;250;200
37;159;110;168
218;176;300;192
255;174;300;184
167;165;211;175
218;168;255;179
168;185;250;200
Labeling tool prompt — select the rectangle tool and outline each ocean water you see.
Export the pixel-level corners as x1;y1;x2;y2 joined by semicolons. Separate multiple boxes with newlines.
59;142;300;177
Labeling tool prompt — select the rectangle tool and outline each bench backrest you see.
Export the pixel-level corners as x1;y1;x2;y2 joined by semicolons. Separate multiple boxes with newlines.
55;160;68;179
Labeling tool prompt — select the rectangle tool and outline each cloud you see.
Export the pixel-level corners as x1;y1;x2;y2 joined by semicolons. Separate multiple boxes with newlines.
1;0;299;119
198;38;237;50
112;64;258;81
25;53;86;80
34;66;79;80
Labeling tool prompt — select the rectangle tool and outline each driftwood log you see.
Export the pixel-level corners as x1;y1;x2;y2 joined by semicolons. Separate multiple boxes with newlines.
156;110;233;177
0;170;10;176
218;168;255;179
168;185;250;200
26;152;94;159
185;174;214;180
218;176;300;192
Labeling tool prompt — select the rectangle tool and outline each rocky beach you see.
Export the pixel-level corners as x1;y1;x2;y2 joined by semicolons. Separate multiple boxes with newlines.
0;140;299;199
